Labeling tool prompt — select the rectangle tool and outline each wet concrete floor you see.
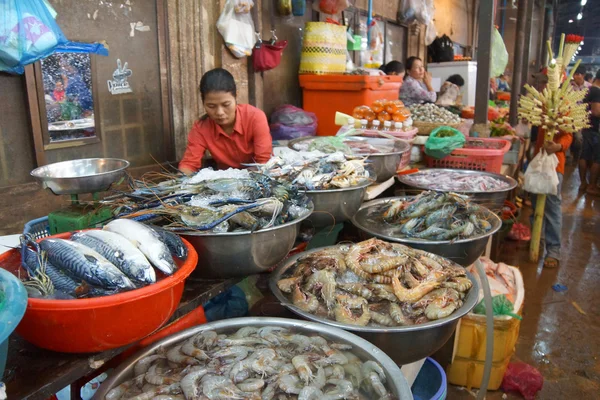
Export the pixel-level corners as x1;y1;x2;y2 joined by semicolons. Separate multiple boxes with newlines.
448;167;600;398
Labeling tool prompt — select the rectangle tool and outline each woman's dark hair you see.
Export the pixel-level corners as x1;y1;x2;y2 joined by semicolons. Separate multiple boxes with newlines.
405;56;422;71
585;73;593;82
382;60;405;75
446;74;465;87
199;68;237;101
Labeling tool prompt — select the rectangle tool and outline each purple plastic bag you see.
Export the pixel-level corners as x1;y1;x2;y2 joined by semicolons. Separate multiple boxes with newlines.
270;105;317;140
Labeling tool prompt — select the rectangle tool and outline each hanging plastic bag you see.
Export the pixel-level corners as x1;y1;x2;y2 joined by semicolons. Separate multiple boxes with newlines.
270;105;317;140
425;21;437;46
0;0;67;74
490;27;508;77
502;362;544;400
216;0;255;58
523;150;559;195
424;126;466;159
317;0;350;15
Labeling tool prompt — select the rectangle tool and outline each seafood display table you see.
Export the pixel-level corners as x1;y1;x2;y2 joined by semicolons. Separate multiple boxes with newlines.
3;277;240;400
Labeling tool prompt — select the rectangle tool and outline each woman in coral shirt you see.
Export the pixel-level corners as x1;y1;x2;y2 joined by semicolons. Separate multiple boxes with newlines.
179;68;272;174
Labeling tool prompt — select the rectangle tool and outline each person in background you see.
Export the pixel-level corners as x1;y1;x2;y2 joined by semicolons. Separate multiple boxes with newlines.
530;69;572;269
579;69;600;195
585;73;593;85
436;74;464;106
489;77;498;100
399;56;436;106
569;65;591;164
179;68;272;173
496;73;511;92
52;81;65;102
380;60;405;78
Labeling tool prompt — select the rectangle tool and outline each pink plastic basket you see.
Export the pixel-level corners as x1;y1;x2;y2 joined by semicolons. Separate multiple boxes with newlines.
425;137;511;173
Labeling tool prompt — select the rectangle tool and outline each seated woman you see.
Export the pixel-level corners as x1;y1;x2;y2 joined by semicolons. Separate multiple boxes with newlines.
436;74;465;106
179;68;272;174
496;73;511;92
380;60;405;78
399;57;436;106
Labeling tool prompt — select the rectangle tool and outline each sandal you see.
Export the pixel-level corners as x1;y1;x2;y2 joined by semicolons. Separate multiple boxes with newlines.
543;257;560;268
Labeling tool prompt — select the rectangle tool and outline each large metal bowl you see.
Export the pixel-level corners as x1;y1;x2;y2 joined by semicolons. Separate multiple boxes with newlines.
397;168;517;212
351;197;502;266
269;246;479;366
92;317;414;400
304;180;371;228
30;158;130;195
288;136;410;182
181;204;313;278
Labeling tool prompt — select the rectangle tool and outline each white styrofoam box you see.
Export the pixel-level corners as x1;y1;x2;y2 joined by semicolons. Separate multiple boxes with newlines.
427;61;478;107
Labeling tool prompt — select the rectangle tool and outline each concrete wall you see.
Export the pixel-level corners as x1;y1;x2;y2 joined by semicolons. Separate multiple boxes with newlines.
434;0;474;47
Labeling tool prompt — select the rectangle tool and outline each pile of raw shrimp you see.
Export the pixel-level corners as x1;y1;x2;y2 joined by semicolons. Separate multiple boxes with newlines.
105;326;394;400
276;238;473;328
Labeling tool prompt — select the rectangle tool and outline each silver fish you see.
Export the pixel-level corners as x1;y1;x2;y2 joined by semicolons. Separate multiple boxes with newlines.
104;219;176;275
149;225;188;260
71;230;156;285
39;239;135;290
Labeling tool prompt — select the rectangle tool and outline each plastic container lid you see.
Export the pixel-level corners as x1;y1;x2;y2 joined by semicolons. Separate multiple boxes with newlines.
384;121;392;128
360;119;368;126
346;117;355;125
372;120;381;128
394;122;403;129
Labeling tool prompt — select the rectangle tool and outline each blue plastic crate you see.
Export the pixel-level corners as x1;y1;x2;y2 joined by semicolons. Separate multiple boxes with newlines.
23;216;50;239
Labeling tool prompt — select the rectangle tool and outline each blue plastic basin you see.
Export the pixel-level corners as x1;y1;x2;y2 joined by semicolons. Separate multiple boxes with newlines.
0;268;28;379
411;357;447;400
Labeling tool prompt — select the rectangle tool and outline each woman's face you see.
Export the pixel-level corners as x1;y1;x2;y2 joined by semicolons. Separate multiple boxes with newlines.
204;91;237;127
408;59;425;80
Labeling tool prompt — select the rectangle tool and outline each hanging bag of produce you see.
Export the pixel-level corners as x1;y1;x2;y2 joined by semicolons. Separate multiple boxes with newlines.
523;149;559;195
424;126;466;159
251;0;288;72
490;27;508;78
316;0;350;15
216;0;256;58
0;0;67;74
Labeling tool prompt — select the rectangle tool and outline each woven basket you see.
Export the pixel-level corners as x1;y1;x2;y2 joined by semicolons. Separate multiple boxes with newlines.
299;22;347;75
413;120;461;136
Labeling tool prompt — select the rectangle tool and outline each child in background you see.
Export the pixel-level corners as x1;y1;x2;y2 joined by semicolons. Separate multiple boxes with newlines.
437;74;465;106
380;60;405;78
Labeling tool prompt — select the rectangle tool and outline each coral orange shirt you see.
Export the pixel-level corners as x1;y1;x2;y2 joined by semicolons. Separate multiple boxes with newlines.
179;104;272;171
534;128;572;175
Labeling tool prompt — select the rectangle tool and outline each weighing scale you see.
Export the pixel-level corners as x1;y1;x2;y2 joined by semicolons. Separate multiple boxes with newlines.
30;158;130;234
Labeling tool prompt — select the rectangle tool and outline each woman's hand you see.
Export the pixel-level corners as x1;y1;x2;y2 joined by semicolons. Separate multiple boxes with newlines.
423;72;434;91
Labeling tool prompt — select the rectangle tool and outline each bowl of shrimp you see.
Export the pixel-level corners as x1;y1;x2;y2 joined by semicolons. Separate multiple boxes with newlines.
269;240;479;366
93;317;414;400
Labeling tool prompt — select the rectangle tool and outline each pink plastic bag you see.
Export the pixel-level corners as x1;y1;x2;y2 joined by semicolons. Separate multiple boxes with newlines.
501;362;544;400
317;0;349;14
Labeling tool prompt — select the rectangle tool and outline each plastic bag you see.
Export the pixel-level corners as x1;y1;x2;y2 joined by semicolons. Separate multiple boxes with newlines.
398;0;434;25
502;362;544;400
424;126;466;159
523;150;559;195
425;21;437;46
270;105;317;140
216;0;255;58
317;0;350;14
491;27;508;78
0;0;67;74
203;286;249;322
473;294;522;320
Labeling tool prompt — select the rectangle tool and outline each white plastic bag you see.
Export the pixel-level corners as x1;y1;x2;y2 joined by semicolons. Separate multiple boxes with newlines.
216;0;255;58
523;150;559;195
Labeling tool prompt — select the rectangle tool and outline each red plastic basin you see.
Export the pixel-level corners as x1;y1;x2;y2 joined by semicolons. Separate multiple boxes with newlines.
0;231;198;353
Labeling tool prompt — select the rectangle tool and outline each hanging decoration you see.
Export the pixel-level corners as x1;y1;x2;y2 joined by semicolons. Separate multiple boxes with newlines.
518;33;589;261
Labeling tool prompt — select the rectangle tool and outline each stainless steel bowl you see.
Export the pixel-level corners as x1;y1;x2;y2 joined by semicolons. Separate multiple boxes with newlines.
351;197;502;266
304;180;371;228
269;247;479;366
288;136;410;182
396;168;517;212
30;158;130;195
92;317;414;400
181;204;313;278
